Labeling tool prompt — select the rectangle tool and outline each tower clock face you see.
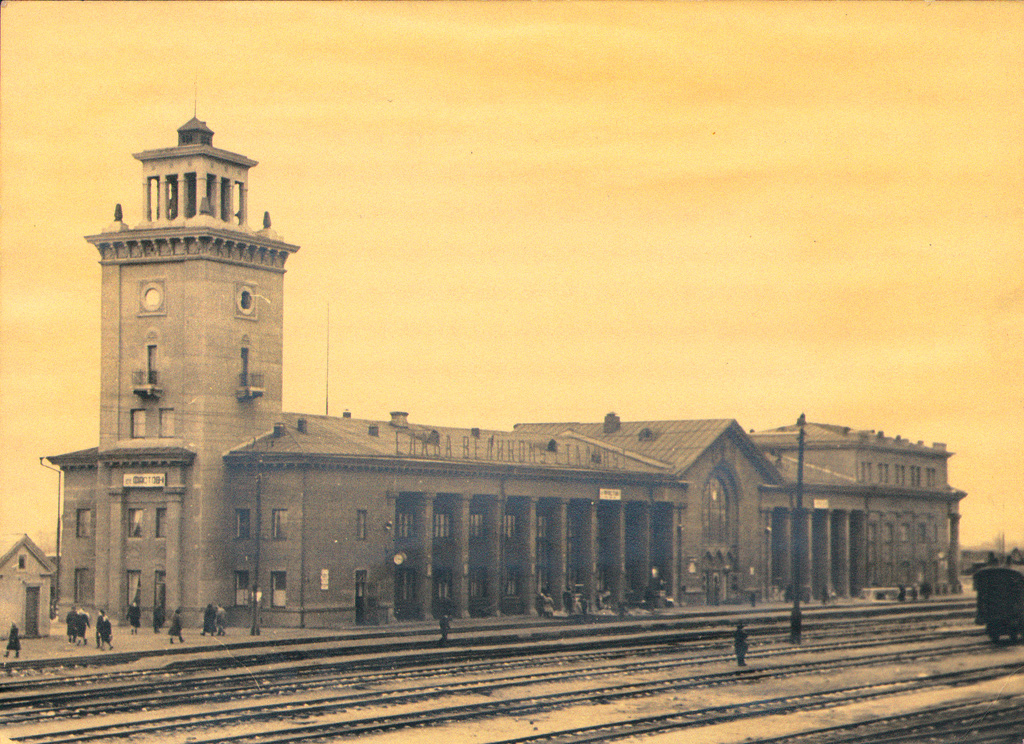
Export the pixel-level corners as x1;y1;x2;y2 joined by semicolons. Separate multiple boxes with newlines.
140;283;164;312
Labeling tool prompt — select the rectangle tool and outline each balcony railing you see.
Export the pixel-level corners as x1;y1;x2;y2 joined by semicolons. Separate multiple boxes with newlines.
132;369;162;398
236;371;265;401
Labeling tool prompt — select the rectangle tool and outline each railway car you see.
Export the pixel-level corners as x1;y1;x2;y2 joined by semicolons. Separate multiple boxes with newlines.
973;564;1024;642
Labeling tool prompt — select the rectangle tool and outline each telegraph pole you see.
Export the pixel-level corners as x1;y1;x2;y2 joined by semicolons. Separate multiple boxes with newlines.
790;414;806;644
251;456;262;635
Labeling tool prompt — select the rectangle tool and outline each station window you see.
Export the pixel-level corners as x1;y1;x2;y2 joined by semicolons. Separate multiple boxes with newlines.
433;511;450;539
234;571;250;606
271;571;286;607
271;509;287;540
127;508;144;538
76;508;93;538
131;409;147;438
536;514;549;540
155;507;167;538
74;568;92;605
235;509;250;539
469;512;484;539
504;567;521;597
503;513;518;539
469;567;487;598
159;408;175;437
878;464;889;484
356;509;367;540
396;510;414;539
127;570;141;606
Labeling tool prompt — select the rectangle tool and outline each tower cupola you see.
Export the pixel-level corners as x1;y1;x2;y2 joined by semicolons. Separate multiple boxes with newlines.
177;116;215;146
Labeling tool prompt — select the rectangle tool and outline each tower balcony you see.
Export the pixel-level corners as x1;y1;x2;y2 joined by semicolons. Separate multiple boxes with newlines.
132;370;163;399
237;371;264;401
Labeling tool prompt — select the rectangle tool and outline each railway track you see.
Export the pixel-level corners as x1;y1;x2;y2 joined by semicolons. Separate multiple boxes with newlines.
0;612;977;725
6;632;994;744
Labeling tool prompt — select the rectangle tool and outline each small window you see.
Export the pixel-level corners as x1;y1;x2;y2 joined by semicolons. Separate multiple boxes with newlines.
271;509;287;540
504;567;521;597
76;509;93;538
536;514;549;540
18;555;26;569
503;513;517;539
131;409;147;438
128;508;144;538
155;507;167;538
236;509;250;539
271;571;287;607
235;571;250;606
127;570;141;606
356;509;367;540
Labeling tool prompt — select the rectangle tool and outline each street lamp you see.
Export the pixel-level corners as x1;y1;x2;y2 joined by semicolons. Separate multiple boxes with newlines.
39;458;62;615
790;414;806;644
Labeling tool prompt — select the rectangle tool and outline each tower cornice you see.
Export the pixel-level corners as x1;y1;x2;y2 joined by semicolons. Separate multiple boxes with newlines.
86;226;300;271
133;144;258;169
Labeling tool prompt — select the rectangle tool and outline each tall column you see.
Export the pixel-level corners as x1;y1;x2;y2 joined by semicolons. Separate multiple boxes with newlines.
948;512;961;593
610;501;626;608
798;509;813;602
832;510;850;598
453;494;471;618
637;502;651;601
552;499;567;612
383;491;397;618
813;508;832;600
525;497;538;616
669;503;683;605
584;499;597;610
487;496;503;616
417;493;435;620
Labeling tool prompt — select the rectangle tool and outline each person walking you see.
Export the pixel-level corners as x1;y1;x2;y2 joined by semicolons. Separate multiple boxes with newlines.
76;608;90;646
438;614;450;648
733;621;749;667
215;605;227;636
202;603;216;636
96;610;113;650
127;601;141;635
153;604;165;634
65;608;77;644
4;623;20;658
168;608;184;644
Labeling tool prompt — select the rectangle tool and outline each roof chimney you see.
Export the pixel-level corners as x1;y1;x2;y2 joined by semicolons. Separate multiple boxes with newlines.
390;411;409;428
368;425;379;437
343;410;351;419
296;418;307;434
603;412;621;434
273;423;286;438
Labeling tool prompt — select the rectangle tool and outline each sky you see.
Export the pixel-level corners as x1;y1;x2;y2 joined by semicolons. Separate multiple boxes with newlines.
1;2;1021;552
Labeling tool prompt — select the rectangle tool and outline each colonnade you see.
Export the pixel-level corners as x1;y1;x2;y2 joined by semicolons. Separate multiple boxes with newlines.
385;492;681;620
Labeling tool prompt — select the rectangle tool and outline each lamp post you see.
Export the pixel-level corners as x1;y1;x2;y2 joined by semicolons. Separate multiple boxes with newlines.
790;414;806;644
39;458;62;615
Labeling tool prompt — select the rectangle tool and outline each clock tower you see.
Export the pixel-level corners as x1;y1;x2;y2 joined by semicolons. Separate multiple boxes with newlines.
67;119;300;621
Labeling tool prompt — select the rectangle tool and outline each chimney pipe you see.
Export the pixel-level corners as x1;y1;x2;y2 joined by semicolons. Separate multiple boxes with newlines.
390;411;409;428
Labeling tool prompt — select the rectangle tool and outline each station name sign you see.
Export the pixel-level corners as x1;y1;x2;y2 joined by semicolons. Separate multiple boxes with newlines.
123;473;166;488
599;488;622;501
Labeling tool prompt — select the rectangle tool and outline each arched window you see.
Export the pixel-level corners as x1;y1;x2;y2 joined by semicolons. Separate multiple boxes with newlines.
702;473;731;545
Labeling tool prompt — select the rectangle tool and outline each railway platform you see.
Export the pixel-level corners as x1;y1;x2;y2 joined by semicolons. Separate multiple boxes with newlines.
1;594;971;671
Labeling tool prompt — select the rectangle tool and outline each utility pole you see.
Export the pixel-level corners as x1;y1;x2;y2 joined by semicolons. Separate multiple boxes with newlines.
251;456;262;635
790;414;806;644
40;458;63;615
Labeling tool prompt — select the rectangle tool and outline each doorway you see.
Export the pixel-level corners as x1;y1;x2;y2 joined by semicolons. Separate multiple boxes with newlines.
24;586;40;637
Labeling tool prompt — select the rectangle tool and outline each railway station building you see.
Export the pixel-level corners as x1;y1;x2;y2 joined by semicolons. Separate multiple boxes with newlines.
46;121;967;629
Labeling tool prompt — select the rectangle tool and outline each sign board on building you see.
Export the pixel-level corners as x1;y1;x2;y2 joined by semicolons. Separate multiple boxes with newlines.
123;473;165;488
813;498;829;510
320;569;329;591
599;488;622;501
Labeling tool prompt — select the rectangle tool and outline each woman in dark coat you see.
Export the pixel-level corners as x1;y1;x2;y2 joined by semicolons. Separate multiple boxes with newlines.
4;623;20;658
202;603;217;636
127;601;141;634
168;608;184;644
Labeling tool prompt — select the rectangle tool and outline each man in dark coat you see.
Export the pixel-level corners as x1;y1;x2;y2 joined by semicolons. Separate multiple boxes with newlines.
96;610;113;650
734;621;749;667
76;608;90;646
438;614;451;647
153;604;165;633
65;608;77;643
